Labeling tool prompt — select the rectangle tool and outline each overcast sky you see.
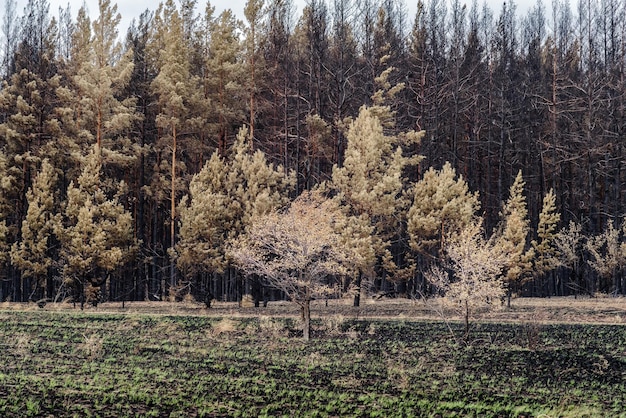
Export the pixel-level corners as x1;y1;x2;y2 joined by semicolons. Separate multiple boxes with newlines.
13;0;536;37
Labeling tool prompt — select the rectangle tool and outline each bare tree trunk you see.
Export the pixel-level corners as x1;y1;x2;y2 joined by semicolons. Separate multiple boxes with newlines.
302;299;311;341
249;21;256;145
353;271;362;307
170;123;177;291
464;299;469;342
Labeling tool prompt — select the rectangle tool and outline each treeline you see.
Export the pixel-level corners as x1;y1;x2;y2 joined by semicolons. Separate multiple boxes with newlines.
1;0;626;305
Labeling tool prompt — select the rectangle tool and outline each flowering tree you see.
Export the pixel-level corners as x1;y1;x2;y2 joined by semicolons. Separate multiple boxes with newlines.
428;219;505;342
229;191;356;340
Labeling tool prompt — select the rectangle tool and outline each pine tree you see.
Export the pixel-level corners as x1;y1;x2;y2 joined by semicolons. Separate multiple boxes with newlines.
176;152;236;277
44;6;92;182
10;159;60;300
531;188;561;279
0;150;13;269
494;170;533;307
330;80;424;303
205;9;247;154
408;162;481;258
0;70;43;212
0;219;7;269
176;127;295;289
371;2;407;121
151;0;201;291
244;0;265;141
228;126;296;228
0;8;60;242
67;0;139;166
57;146;136;307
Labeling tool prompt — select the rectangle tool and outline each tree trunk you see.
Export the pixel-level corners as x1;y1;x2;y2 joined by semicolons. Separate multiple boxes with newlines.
302;299;311;341
353;271;362;307
170;123;177;290
506;287;512;308
249;22;256;145
464;299;469;342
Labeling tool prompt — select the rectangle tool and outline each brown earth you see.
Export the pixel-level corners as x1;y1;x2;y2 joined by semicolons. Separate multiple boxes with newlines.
3;295;625;325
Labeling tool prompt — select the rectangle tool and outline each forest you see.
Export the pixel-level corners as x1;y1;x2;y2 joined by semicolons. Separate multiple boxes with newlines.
2;0;626;306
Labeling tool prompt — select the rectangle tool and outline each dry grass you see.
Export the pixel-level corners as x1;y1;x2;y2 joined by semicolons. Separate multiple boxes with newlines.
321;314;345;336
78;333;104;359
153;320;182;338
13;333;32;359
240;294;255;308
258;316;286;338
210;318;239;337
1;296;625;326
484;295;626;325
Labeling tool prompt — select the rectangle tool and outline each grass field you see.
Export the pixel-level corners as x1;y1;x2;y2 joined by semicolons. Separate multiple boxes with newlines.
0;297;625;417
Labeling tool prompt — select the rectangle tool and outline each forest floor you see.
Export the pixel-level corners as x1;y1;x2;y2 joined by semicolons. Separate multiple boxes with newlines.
4;295;625;325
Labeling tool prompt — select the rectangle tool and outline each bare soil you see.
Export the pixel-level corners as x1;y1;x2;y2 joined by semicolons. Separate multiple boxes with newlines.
3;295;625;325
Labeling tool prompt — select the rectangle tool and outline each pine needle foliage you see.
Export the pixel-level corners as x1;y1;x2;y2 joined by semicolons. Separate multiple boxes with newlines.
0;150;11;267
68;0;139;165
330;70;424;288
531;189;561;278
57;146;137;306
10;160;60;298
176;126;295;277
493;171;533;305
408;162;480;258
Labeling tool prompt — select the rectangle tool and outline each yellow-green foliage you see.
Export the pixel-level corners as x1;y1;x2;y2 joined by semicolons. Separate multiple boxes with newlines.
408;162;480;257
57;147;137;292
0;151;12;265
68;0;138;166
176;126;295;276
0;220;7;266
204;8;247;137
532;189;561;277
10;160;60;290
330;102;423;279
493;170;533;288
151;0;197;130
176;153;238;275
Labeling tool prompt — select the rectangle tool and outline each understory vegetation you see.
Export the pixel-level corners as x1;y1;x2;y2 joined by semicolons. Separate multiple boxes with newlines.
0;309;624;417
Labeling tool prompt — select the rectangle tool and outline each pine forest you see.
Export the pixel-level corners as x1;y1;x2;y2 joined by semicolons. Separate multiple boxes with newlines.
3;0;626;307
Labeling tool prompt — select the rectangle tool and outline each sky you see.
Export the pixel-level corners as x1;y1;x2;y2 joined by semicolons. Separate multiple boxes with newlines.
12;0;536;36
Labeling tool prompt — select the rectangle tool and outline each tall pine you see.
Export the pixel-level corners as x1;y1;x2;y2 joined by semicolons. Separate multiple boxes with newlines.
330;72;424;304
494;170;533;307
151;0;201;292
68;0;138;166
176;127;294;299
10;159;60;300
57;146;136;307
